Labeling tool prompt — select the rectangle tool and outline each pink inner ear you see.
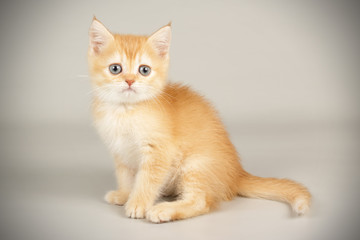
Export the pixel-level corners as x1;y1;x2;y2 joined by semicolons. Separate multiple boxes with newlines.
155;41;169;57
90;35;103;53
149;26;171;58
89;20;113;54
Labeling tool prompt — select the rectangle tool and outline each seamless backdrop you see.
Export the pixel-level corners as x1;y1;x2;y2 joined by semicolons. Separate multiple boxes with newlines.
0;1;359;240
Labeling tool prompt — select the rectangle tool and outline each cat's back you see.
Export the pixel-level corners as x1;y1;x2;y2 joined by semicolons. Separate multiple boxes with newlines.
162;83;228;142
163;82;215;106
163;83;219;119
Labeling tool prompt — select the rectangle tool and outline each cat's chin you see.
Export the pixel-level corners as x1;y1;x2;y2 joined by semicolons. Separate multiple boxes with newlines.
121;88;137;97
104;93;153;106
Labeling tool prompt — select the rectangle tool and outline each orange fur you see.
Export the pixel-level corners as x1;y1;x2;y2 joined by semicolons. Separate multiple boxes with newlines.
88;18;311;223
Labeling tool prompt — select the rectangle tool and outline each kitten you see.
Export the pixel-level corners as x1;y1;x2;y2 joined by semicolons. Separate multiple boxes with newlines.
88;17;311;223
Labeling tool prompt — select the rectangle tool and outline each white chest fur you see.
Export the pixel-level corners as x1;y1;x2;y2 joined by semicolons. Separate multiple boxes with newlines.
94;104;147;171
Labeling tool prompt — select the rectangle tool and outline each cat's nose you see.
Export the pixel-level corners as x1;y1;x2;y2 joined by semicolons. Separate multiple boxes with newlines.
125;79;135;87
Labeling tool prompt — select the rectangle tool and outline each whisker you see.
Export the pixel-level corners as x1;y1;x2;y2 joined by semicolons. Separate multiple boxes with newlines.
87;83;124;95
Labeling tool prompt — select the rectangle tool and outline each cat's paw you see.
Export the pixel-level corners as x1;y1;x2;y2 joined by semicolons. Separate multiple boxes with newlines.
146;203;175;223
292;197;310;215
125;199;148;219
104;190;128;205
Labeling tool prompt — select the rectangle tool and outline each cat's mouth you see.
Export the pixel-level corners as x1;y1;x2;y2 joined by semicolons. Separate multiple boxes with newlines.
122;87;136;93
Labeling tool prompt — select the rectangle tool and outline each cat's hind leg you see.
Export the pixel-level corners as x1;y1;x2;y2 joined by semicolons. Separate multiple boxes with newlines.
146;170;216;223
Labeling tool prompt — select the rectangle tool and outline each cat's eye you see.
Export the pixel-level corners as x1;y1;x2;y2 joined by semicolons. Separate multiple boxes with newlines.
139;65;151;76
109;64;122;75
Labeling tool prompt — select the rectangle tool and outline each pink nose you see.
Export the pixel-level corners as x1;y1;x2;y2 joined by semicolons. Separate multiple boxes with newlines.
125;79;135;86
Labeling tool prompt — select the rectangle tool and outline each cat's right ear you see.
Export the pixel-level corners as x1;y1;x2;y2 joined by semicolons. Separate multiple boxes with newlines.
89;17;114;54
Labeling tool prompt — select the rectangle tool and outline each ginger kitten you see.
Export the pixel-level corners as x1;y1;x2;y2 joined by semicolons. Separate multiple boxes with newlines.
88;18;311;223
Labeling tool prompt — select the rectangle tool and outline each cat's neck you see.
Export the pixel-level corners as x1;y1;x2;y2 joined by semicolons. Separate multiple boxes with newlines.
93;96;136;115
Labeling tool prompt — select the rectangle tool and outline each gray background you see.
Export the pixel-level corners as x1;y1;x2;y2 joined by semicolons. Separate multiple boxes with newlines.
0;0;359;240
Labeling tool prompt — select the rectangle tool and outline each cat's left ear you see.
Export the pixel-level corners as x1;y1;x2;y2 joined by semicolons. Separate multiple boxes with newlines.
147;23;172;58
89;17;114;54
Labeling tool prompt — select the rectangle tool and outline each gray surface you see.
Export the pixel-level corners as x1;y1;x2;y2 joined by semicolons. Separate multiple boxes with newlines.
0;0;359;239
0;123;359;240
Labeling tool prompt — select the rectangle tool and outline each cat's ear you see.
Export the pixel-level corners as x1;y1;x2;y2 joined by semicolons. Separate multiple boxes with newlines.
89;17;114;54
147;23;172;58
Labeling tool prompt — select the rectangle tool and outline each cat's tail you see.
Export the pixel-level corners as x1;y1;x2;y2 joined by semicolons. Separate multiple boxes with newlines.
237;172;311;215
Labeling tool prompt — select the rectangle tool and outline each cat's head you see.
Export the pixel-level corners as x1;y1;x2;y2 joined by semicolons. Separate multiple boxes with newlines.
88;18;171;105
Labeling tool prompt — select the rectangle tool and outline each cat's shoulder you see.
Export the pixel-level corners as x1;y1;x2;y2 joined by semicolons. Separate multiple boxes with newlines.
162;83;216;116
163;83;205;101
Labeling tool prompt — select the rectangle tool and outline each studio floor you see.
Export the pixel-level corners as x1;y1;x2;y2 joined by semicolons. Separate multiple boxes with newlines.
1;1;359;239
0;121;359;240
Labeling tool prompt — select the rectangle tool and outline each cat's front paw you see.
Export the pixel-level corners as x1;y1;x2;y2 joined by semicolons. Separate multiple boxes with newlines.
104;190;128;205
125;199;149;219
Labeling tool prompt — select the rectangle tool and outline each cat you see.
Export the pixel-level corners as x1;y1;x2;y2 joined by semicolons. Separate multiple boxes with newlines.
88;17;311;223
